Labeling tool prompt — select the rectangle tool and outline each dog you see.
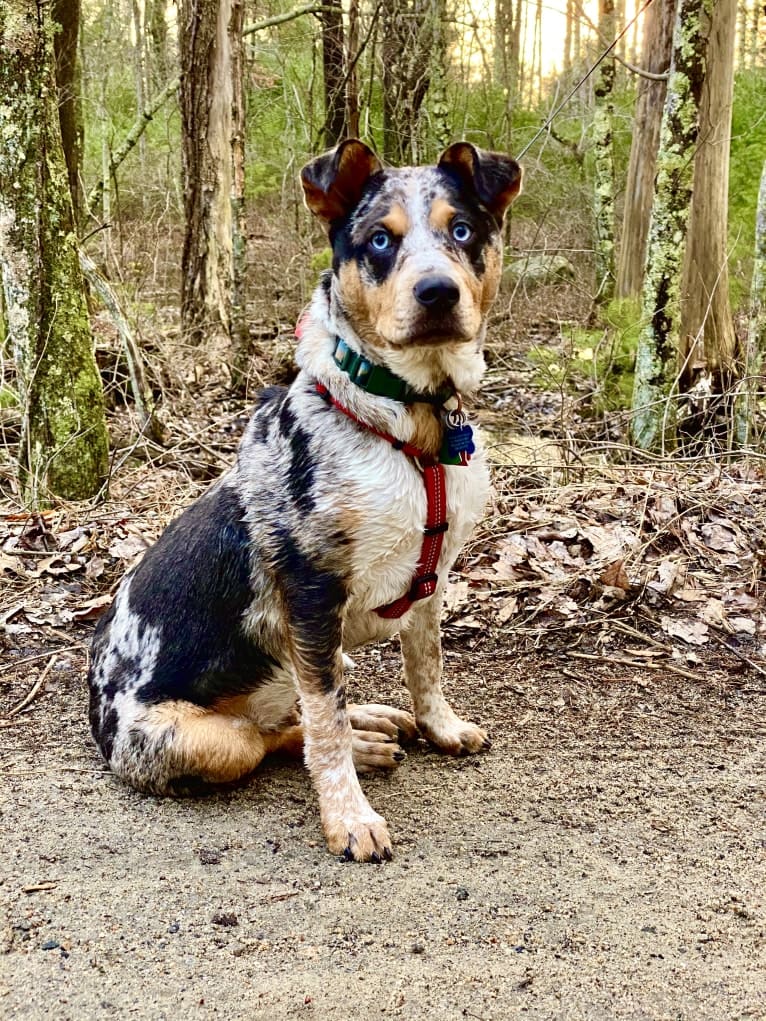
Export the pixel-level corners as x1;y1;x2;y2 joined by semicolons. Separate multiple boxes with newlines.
88;139;522;862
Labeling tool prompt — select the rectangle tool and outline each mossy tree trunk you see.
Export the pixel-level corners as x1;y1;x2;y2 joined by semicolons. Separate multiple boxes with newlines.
630;0;709;452
0;0;109;504
616;0;674;299
678;0;737;438
180;0;243;350
591;0;616;304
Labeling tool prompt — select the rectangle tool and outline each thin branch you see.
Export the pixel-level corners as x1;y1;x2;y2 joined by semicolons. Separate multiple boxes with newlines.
85;4;329;218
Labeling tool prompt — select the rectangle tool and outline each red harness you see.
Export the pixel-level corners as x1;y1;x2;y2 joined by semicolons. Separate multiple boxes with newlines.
316;382;448;619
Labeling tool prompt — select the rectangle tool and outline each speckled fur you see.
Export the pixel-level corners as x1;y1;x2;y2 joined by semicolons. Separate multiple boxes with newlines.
88;140;521;861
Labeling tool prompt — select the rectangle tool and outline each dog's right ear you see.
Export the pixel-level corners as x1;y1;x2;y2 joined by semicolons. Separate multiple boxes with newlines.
301;139;382;226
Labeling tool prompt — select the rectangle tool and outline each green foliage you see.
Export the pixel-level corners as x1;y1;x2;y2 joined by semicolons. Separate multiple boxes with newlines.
528;298;642;416
729;69;766;305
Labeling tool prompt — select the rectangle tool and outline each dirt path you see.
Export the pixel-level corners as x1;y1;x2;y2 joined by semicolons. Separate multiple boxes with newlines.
2;635;764;1020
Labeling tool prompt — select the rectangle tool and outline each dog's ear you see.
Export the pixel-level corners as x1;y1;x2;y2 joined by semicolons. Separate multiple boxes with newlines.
438;142;522;224
301;139;382;226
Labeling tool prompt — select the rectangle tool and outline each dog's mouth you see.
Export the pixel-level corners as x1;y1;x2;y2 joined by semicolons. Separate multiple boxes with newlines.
390;319;473;347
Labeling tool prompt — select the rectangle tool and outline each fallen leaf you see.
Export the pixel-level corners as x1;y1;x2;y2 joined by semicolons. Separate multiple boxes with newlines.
728;616;756;636
661;617;709;646
72;593;114;622
600;559;631;592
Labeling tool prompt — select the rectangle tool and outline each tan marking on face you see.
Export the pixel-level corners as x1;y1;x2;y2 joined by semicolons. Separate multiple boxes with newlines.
380;203;410;238
429;197;457;234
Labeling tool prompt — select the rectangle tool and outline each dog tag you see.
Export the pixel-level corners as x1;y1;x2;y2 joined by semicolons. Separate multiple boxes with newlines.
440;409;475;466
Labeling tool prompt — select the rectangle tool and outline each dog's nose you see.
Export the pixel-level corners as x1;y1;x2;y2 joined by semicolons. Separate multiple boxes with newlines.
413;276;460;311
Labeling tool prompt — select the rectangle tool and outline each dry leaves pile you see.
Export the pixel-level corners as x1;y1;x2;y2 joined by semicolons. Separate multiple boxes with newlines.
1;464;765;701
446;465;766;659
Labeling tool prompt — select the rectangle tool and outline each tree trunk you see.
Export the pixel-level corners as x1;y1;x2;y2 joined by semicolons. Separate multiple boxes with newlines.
0;1;109;503
346;0;360;138
180;0;236;347
382;0;433;164
146;0;169;89
679;0;737;408
321;0;346;146
229;0;249;385
630;0;709;452
616;0;674;299
424;0;449;156
52;0;84;224
591;0;616;304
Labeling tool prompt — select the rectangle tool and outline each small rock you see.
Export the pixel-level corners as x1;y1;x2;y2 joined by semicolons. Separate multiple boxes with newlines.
197;848;221;865
211;912;238;928
41;939;60;951
455;887;469;901
410;942;425;954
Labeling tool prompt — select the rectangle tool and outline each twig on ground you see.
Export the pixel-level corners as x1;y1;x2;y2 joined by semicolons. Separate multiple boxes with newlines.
4;655;57;719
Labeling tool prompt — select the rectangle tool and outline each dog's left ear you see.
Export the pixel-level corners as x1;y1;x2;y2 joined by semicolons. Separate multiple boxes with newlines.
438;143;522;224
301;139;382;226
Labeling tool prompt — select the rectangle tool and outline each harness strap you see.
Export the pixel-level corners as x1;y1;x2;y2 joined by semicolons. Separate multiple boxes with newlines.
316;383;448;619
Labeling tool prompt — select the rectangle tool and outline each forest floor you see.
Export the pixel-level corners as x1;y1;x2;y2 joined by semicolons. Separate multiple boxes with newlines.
1;224;766;1018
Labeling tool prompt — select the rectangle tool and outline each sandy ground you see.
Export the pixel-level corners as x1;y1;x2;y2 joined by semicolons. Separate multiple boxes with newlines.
1;632;764;1021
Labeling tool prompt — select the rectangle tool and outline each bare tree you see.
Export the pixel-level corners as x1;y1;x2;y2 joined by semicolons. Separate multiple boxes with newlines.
179;0;246;353
0;0;109;502
52;0;84;223
616;0;674;299
321;0;346;145
679;0;737;416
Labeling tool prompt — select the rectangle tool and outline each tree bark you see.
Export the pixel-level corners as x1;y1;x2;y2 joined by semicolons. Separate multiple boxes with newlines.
0;0;109;503
616;0;674;299
179;0;236;347
631;0;709;452
52;0;83;224
679;0;737;400
321;0;346;146
591;0;616;303
382;0;434;164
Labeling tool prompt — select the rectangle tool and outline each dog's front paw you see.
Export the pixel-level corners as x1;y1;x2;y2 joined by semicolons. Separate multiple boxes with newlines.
351;729;407;773
323;813;393;863
349;703;418;743
419;709;491;756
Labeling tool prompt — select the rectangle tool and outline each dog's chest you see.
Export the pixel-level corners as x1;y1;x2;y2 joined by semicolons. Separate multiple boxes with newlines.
318;431;490;612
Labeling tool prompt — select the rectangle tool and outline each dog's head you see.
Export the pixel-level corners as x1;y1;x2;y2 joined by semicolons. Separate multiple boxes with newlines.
301;141;521;356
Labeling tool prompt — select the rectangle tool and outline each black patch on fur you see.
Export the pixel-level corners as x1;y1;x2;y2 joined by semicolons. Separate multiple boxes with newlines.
278;398;297;438
287;424;316;514
435;169;499;276
248;386;288;444
100;484;277;708
272;527;346;695
329;173;397;285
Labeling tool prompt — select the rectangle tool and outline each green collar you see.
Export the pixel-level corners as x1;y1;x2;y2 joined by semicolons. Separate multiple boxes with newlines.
332;337;453;405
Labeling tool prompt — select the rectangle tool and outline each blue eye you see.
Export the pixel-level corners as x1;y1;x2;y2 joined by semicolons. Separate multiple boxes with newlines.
369;230;391;253
451;221;473;244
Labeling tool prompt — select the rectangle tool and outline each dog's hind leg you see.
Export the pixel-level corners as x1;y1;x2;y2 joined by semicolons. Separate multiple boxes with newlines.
111;701;304;794
400;585;491;755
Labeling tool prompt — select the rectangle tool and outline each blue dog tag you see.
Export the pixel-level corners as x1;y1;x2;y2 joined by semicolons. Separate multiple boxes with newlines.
440;410;475;465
